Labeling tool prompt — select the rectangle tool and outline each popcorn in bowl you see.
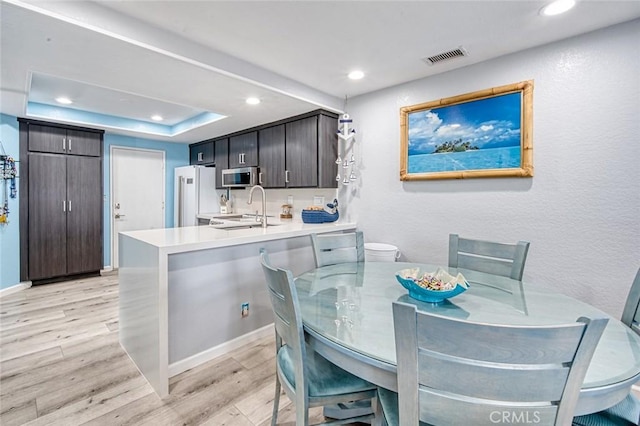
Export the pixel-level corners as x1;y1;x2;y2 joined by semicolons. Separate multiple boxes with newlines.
396;267;469;303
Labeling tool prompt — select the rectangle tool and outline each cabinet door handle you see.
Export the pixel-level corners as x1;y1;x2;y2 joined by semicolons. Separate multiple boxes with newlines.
63;200;66;212
63;137;66;151
68;138;72;152
285;170;290;183
259;172;263;185
68;201;71;212
198;152;203;162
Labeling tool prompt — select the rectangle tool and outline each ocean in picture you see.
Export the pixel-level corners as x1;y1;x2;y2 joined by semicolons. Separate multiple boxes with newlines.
408;146;521;173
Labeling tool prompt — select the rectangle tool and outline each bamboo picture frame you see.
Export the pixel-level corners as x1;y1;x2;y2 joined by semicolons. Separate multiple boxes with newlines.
400;80;533;180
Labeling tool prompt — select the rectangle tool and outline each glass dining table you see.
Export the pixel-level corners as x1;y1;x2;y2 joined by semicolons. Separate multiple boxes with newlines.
294;261;640;416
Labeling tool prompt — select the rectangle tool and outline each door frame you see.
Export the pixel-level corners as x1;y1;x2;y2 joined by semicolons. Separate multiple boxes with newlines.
110;146;166;269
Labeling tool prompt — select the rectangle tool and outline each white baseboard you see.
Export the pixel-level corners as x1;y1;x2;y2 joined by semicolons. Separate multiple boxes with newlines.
168;323;274;377
100;267;117;276
0;281;32;298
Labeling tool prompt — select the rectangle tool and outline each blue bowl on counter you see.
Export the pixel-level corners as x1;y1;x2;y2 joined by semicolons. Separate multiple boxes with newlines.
395;268;469;303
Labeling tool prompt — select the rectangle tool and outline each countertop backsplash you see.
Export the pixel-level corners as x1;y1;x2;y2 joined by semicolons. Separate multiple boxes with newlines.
227;188;338;220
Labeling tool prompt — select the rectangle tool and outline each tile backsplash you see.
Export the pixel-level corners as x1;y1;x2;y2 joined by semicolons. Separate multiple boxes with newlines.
227;188;338;220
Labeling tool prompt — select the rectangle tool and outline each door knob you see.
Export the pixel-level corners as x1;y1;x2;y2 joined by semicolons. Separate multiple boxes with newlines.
115;213;126;219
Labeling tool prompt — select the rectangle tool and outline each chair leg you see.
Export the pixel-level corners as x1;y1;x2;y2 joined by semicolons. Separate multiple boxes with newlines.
371;394;383;426
271;376;281;426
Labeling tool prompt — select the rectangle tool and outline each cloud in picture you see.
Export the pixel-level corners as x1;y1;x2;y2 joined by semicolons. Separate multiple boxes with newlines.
407;92;522;155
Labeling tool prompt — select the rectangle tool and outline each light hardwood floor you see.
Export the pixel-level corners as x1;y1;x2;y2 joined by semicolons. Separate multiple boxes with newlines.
0;274;328;426
2;275;638;426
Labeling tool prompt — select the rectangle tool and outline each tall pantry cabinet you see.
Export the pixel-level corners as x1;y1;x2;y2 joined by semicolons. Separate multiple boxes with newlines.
19;119;104;283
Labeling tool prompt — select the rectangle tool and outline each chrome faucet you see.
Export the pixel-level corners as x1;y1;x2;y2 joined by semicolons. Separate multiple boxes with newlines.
247;185;267;228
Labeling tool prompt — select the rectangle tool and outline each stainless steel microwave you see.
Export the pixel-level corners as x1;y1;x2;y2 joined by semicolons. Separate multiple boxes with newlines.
221;167;258;188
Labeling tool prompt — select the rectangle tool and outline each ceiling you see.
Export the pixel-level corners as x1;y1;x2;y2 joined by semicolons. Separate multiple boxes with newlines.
2;0;639;144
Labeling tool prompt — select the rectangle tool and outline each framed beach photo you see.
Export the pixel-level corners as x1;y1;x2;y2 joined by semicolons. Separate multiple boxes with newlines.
400;81;533;180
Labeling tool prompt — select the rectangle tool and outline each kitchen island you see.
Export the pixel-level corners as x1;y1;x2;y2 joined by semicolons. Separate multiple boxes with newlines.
118;220;356;397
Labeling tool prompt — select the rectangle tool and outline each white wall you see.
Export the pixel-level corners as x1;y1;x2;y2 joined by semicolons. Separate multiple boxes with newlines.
343;19;640;317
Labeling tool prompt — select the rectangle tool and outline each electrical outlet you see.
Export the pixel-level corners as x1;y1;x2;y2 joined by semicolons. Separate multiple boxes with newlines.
241;302;249;317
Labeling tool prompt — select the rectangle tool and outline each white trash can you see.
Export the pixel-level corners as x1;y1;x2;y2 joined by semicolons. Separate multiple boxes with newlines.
364;243;400;262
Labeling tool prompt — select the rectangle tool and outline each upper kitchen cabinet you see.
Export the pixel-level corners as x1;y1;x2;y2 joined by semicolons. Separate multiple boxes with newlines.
257;110;338;188
229;131;258;168
258;124;286;188
194;109;338;189
282;111;338;188
214;138;229;189
189;140;214;165
28;123;102;157
285;116;318;187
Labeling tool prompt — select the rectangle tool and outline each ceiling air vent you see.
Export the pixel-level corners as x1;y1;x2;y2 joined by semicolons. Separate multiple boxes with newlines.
422;47;468;66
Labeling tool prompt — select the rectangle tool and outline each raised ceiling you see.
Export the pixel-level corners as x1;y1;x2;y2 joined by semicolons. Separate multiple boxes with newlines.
2;0;639;143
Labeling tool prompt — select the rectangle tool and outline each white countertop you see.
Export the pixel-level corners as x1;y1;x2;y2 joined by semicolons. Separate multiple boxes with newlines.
120;220;357;255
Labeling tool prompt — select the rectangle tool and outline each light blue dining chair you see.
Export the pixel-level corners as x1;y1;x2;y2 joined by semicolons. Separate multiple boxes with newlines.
378;301;608;426
448;233;530;280
310;231;365;267
572;268;640;426
259;248;378;425
621;268;640;335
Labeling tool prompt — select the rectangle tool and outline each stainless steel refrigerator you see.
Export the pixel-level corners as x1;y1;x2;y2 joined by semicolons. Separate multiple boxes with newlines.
174;165;221;227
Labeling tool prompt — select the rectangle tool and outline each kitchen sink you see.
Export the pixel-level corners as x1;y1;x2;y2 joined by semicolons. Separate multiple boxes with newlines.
208;215;282;229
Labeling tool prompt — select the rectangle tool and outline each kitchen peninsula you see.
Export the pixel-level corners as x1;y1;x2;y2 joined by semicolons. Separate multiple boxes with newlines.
118;221;356;397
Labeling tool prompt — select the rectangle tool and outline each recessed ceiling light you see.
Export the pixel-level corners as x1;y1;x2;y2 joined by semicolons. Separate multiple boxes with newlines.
540;0;576;16
246;97;261;105
151;115;163;121
55;96;72;105
348;70;365;80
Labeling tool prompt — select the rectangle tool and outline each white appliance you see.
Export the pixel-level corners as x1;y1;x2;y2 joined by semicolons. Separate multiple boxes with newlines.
174;165;221;227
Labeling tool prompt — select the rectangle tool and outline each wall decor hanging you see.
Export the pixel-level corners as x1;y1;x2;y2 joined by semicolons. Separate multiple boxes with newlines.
336;95;358;185
400;80;533;180
0;141;18;225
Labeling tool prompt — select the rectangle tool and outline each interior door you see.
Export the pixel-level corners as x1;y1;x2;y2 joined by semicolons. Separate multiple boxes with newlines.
111;147;165;269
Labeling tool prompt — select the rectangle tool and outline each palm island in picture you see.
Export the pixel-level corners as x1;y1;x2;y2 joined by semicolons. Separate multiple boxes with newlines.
407;92;522;174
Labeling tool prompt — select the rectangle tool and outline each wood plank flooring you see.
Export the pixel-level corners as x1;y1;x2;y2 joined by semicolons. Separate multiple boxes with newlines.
0;274;326;425
2;274;638;425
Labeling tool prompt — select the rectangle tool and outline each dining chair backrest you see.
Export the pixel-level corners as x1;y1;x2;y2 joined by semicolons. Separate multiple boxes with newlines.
621;268;640;336
391;301;608;426
310;231;365;267
448;233;530;280
259;249;309;410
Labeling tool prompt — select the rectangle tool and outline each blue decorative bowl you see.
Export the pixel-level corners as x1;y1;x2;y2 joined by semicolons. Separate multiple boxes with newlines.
395;268;469;303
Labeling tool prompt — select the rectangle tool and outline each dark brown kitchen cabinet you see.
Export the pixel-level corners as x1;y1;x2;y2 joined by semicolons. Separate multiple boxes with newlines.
66;155;103;274
19;118;104;283
229;131;258;168
214;138;229;189
27;154;102;280
189;140;214;165
28;124;101;157
194;109;338;189
257;111;338;189
285;117;318;187
28;154;67;279
316;113;339;188
279;112;338;188
258;125;285;188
